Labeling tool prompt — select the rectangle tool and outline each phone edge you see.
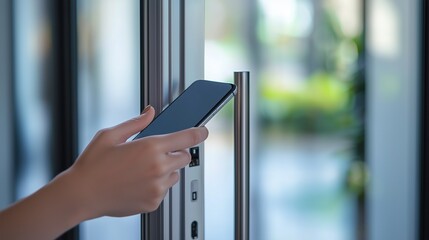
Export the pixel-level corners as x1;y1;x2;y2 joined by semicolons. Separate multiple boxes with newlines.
196;86;237;127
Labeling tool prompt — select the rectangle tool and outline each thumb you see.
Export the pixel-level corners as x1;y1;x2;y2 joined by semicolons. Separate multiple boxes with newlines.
111;106;155;143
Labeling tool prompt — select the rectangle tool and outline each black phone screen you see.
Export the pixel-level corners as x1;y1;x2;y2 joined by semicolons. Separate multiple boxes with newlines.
134;80;236;139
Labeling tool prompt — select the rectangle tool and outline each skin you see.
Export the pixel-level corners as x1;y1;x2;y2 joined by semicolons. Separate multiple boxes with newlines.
0;106;209;240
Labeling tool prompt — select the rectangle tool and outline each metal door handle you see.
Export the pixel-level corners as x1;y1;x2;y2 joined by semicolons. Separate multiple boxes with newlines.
234;71;250;240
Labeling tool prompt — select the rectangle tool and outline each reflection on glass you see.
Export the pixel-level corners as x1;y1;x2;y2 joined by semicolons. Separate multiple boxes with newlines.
77;0;140;239
205;0;364;239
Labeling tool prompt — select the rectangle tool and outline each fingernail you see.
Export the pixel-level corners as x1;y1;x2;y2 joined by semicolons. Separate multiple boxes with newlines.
141;105;151;114
199;126;208;134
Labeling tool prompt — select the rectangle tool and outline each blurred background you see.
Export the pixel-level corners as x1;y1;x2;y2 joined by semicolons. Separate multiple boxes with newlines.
204;0;364;239
0;0;426;240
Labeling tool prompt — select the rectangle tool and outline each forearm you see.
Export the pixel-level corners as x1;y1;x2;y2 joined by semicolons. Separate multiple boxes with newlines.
0;170;88;240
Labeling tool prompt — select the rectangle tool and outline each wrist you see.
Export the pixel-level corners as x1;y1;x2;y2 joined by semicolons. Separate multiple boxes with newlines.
49;168;95;226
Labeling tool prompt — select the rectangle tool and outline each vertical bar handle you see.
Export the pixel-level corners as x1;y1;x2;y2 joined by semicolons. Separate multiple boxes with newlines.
234;71;250;240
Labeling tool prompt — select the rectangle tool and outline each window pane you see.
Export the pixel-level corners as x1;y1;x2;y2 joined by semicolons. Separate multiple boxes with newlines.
77;0;140;239
366;0;421;238
13;0;53;199
204;0;364;239
0;0;13;208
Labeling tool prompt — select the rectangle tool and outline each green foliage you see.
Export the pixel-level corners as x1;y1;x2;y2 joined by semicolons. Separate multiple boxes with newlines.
260;72;356;134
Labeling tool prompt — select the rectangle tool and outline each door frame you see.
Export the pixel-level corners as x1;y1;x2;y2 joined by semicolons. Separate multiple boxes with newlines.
140;0;205;239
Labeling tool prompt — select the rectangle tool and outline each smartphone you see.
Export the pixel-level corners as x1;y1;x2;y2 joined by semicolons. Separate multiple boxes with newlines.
134;80;236;139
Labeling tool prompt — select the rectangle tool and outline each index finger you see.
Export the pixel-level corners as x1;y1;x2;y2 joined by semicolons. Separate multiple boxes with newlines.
158;127;209;152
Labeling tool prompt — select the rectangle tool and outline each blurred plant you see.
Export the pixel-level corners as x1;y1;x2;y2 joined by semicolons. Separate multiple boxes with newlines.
257;0;368;198
260;72;355;134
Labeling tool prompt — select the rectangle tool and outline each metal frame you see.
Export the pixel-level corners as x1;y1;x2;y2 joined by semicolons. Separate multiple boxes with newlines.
51;1;79;239
140;0;205;239
419;0;429;238
141;0;164;114
51;0;79;176
148;3;251;240
140;0;165;238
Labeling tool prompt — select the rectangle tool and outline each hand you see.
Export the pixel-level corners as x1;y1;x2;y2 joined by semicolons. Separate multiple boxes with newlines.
65;106;209;218
0;106;209;240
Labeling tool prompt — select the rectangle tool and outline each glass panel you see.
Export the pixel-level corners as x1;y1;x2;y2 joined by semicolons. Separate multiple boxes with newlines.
366;0;421;238
204;0;364;239
0;0;14;208
13;0;53;200
77;0;140;239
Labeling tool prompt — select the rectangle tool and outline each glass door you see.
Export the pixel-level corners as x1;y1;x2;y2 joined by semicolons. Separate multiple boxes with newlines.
203;0;422;239
205;0;364;239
